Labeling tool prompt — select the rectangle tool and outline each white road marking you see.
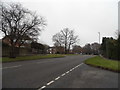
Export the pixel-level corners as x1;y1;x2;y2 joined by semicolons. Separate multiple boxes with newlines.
79;63;83;66
72;67;75;70
46;80;54;85
75;66;79;68
71;68;74;70
55;76;60;80
66;71;69;74
61;73;65;76
73;63;83;70
38;86;46;90
74;66;77;69
38;63;84;90
1;65;22;69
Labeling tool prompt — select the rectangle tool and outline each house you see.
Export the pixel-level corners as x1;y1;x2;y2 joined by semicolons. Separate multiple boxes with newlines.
2;36;32;56
55;46;65;54
47;46;65;54
2;36;32;48
47;47;57;54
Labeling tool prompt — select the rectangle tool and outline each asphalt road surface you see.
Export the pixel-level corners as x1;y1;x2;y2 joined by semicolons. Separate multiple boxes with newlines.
2;55;118;89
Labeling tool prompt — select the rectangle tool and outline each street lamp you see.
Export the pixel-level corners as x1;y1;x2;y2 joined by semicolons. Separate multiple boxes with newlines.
98;32;100;55
98;32;100;44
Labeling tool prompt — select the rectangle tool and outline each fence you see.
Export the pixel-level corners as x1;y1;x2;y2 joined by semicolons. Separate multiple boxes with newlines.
2;46;32;57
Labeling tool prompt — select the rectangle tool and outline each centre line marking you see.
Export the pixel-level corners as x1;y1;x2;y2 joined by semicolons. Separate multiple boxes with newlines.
77;65;79;66
75;66;78;68
38;63;84;90
72;68;75;69
71;68;74;70
55;76;60;80
47;80;54;85
66;71;69;74
38;86;46;90
75;66;79;68
2;65;22;69
61;73;65;76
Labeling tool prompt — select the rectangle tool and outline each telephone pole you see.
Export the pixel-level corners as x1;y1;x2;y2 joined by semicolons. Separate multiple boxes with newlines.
98;32;100;44
98;32;100;55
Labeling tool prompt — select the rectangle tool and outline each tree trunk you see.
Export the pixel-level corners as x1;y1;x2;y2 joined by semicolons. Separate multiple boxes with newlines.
68;44;71;54
64;43;67;54
64;47;67;54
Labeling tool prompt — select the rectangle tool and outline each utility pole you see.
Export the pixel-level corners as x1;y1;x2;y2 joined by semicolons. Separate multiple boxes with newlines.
98;32;100;44
98;32;100;55
118;30;119;38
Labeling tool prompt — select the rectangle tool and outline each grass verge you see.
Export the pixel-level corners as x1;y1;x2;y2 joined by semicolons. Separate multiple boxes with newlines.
63;54;80;56
84;56;120;72
1;54;65;63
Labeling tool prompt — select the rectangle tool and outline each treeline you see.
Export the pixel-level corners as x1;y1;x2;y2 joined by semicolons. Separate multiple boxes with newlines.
100;35;120;60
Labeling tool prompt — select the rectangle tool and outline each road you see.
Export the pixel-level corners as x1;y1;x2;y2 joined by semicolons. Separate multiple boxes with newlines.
2;55;118;89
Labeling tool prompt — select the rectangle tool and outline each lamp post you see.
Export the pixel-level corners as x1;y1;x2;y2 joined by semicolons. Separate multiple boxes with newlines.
98;32;100;55
98;32;100;44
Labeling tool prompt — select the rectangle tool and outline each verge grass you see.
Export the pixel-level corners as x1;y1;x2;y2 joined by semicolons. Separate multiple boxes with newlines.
63;54;80;56
84;56;120;72
1;54;65;63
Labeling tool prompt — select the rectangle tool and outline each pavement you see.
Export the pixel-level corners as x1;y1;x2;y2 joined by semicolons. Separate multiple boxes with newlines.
2;55;118;89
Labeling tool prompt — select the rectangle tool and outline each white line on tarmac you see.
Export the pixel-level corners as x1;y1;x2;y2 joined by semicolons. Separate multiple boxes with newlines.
61;73;66;76
70;69;73;71
38;63;84;90
55;76;61;80
66;71;70;74
46;80;54;85
79;63;83;66
1;65;22;69
72;67;75;70
38;86;46;90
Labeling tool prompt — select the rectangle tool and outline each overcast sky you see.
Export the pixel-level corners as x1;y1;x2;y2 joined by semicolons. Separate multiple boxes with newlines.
1;0;119;47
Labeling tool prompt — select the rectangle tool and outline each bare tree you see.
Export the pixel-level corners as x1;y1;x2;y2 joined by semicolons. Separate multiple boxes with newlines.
52;28;79;54
0;3;46;58
53;33;63;47
72;45;82;54
82;44;92;55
